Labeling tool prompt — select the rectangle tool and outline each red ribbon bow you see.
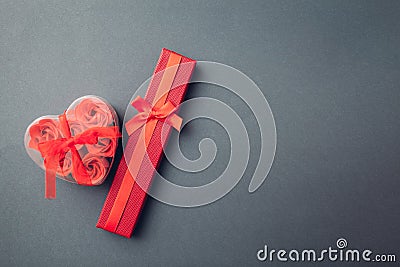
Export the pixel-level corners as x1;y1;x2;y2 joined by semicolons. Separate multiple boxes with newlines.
125;96;182;136
37;112;120;199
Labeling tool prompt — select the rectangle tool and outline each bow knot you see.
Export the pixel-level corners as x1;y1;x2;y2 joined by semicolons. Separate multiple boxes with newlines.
125;96;182;136
149;109;165;119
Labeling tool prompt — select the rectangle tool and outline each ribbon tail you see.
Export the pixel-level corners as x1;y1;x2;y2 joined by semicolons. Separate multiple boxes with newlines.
166;114;182;131
71;147;91;185
45;169;56;199
44;158;57;199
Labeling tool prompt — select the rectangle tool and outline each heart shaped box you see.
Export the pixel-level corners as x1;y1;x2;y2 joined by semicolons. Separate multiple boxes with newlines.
24;95;119;188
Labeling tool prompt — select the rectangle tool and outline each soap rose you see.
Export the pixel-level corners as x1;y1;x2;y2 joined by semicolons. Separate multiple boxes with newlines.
56;152;73;177
73;98;113;128
81;154;110;185
28;119;62;151
68;119;87;136
86;137;117;157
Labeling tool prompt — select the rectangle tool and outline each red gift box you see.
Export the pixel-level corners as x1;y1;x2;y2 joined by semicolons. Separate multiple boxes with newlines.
97;48;196;237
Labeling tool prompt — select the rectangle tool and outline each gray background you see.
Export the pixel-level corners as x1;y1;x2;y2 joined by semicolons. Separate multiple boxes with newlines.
1;0;399;266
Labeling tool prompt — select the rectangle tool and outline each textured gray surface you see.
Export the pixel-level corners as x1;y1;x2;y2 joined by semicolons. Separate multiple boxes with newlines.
1;1;400;266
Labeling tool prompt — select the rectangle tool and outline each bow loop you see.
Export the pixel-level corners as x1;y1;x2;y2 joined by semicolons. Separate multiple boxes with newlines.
125;96;182;136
